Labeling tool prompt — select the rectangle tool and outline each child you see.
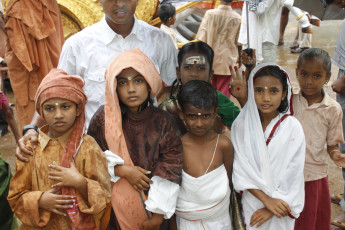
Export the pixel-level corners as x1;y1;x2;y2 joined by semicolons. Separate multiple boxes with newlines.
197;0;242;98
87;48;183;230
158;3;178;49
175;80;234;229
7;69;111;229
231;64;306;229
294;48;345;230
159;41;240;136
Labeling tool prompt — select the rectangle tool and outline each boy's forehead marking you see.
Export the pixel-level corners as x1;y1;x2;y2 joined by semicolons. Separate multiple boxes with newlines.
185;56;206;65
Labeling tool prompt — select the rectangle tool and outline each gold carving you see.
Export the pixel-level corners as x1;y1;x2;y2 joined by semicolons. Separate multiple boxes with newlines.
2;0;220;40
135;0;158;23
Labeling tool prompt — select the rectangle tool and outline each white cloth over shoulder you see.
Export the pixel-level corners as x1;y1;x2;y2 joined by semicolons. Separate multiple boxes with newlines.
333;19;345;70
103;150;179;219
231;63;306;230
58;17;178;127
175;165;231;229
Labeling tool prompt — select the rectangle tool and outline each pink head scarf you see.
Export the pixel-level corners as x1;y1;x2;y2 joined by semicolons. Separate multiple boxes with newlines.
104;48;162;229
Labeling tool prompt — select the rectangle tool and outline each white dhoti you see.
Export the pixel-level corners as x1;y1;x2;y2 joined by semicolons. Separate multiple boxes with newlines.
175;165;231;230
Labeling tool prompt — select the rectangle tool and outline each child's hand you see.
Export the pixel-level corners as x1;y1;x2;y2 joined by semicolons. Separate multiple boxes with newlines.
117;165;153;191
263;197;291;218
241;49;256;68
49;162;85;189
332;151;345;168
38;187;75;216
228;65;248;106
250;208;274;228
332;73;345;95
139;214;163;230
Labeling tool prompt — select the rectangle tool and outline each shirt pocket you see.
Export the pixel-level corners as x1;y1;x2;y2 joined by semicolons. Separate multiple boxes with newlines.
83;69;106;103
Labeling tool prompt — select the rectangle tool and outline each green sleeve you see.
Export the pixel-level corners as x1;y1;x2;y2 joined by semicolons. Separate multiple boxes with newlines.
216;91;241;127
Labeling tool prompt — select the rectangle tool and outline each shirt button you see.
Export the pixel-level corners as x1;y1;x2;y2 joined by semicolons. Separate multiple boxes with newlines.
52;161;57;165
53;140;58;144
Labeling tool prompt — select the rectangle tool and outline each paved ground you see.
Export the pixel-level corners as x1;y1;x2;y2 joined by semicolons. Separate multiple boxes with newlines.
1;15;345;229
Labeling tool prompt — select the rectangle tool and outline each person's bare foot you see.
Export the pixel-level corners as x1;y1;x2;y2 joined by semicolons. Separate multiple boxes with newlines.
332;213;345;229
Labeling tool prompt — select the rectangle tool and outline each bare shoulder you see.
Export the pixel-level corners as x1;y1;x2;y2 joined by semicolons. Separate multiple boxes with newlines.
218;134;233;150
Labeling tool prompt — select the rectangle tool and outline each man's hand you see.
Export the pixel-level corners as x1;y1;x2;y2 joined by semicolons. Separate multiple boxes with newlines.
332;73;345;94
16;129;39;162
38;188;75;216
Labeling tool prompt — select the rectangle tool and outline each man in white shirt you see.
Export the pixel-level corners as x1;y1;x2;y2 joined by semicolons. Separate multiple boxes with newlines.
58;0;178;127
16;0;178;158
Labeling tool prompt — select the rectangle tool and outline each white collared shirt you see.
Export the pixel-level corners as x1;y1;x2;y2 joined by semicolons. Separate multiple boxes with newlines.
58;17;178;127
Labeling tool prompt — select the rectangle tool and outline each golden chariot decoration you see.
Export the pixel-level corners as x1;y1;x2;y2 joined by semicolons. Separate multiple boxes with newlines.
2;0;226;39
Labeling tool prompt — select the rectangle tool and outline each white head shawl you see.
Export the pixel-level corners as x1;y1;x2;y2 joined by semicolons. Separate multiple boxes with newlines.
231;63;293;196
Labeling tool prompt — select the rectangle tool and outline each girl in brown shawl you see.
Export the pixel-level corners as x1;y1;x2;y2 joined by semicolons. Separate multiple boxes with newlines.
88;48;183;230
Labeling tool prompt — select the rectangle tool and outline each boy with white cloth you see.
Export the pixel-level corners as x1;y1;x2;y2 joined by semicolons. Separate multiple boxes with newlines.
175;80;234;229
231;64;306;229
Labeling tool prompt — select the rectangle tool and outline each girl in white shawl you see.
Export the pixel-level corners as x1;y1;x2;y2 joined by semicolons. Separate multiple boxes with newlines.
231;63;306;229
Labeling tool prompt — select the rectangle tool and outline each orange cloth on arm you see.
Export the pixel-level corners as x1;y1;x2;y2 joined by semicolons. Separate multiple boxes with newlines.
104;48;162;230
4;0;64;129
34;69;95;230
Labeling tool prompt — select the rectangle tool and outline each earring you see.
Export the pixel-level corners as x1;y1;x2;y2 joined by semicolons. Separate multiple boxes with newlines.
282;97;285;101
178;79;182;86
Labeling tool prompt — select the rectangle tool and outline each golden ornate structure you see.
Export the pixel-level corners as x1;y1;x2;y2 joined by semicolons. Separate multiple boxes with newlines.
2;0;222;39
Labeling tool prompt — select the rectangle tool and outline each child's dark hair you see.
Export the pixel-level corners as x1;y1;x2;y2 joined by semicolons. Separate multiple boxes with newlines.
170;41;214;99
297;48;331;74
177;41;214;72
254;66;289;113
158;3;176;24
177;80;218;112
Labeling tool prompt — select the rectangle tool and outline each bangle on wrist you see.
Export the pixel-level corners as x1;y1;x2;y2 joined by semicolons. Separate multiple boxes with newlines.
329;149;340;160
22;124;39;136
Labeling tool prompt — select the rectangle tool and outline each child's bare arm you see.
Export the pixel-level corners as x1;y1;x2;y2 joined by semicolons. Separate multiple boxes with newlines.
49;163;88;199
248;189;291;218
250;208;274;228
3;105;21;143
38;187;75;216
328;145;345;168
115;165;153;191
222;136;234;185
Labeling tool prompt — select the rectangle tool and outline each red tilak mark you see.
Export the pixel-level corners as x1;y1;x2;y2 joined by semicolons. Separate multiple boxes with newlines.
237;87;240;91
229;66;233;71
242;71;245;76
194;61;197;64
234;66;238;71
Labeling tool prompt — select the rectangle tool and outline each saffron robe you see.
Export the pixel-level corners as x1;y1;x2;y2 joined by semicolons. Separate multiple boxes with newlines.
4;0;64;129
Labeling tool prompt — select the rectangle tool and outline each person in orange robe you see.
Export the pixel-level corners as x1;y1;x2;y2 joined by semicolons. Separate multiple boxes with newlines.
3;0;64;130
